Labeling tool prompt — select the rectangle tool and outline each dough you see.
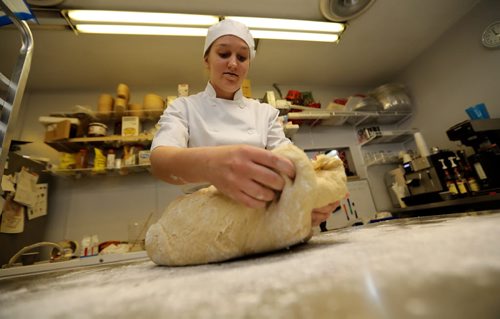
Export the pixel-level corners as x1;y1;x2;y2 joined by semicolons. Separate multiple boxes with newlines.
145;144;348;266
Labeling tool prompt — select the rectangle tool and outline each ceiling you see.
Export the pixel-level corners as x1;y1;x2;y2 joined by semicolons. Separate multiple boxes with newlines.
0;0;480;92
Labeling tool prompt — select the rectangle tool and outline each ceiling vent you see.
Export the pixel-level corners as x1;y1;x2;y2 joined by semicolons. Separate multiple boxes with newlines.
319;0;376;22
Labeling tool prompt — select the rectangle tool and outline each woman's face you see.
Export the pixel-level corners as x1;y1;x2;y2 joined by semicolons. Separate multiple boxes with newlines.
204;35;250;100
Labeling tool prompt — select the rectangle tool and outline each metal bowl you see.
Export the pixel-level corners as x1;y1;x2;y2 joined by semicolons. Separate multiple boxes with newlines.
370;83;412;112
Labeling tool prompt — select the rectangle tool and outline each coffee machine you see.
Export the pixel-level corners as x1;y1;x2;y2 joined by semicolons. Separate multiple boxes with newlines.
397;155;447;206
403;156;446;195
447;119;500;190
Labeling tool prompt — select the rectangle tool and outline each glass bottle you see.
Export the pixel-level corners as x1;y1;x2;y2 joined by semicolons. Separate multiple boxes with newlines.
457;150;480;193
439;158;458;195
75;148;88;169
449;156;467;195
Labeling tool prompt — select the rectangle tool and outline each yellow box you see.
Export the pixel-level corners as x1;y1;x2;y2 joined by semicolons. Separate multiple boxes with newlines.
242;79;252;98
121;116;141;136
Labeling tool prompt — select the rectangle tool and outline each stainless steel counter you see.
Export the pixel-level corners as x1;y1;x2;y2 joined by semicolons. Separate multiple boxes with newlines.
1;211;499;319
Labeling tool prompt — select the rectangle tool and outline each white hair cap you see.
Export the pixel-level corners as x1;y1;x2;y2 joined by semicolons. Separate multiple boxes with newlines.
203;19;256;59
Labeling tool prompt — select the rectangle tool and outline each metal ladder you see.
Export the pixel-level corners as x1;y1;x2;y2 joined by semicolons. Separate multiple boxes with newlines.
0;0;34;180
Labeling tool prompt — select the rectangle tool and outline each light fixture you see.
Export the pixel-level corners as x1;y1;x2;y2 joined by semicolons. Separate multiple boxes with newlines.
227;16;344;33
250;30;338;42
67;10;219;26
65;10;345;43
75;25;209;37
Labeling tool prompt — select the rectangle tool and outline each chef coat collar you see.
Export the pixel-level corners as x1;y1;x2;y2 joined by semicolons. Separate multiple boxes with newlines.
205;81;244;102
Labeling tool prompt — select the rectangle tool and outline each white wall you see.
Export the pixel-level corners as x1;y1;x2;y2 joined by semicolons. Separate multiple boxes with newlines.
364;0;500;211
398;0;500;149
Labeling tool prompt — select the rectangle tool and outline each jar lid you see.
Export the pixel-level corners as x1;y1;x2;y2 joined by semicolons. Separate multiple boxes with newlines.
89;122;107;128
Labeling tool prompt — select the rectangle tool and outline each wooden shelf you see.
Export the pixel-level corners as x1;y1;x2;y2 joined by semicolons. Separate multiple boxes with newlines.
49;107;163;122
67;134;153;143
48;164;151;177
46;134;153;152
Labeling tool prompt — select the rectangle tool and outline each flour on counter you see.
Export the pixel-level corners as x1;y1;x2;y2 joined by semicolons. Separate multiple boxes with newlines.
0;212;499;319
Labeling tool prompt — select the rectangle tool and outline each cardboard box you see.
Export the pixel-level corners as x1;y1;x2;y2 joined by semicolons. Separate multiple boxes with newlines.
44;120;72;141
242;79;252;98
138;150;151;165
178;84;189;97
121;116;141;136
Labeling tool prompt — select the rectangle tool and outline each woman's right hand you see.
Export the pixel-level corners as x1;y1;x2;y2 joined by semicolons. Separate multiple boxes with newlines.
204;145;295;209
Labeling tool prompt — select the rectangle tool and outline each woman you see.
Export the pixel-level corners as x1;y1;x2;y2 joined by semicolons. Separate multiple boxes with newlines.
150;19;337;226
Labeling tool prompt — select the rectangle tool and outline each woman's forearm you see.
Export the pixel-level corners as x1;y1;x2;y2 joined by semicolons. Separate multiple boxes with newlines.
150;146;212;185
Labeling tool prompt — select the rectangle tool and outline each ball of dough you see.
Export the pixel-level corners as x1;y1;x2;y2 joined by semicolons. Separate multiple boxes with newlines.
146;144;347;266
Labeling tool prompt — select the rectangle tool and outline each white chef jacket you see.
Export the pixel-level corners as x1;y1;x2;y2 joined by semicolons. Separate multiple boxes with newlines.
151;82;291;150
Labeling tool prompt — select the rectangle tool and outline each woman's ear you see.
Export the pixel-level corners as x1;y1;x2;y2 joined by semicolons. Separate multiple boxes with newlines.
204;56;210;69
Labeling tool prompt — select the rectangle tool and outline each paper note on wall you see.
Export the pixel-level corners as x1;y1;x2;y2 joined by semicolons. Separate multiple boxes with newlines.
1;174;16;193
0;196;5;217
27;184;48;220
13;168;38;207
0;198;25;233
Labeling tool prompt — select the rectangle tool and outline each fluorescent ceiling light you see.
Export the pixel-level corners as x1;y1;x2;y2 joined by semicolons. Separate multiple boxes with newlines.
66;10;344;43
227;16;344;33
75;24;209;36
67;10;219;26
251;30;339;42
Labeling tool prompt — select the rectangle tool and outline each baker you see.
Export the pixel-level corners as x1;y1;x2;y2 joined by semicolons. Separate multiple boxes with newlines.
150;18;338;226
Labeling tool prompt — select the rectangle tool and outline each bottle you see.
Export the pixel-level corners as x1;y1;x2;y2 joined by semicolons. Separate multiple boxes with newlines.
75;148;88;169
449;156;467;195
457;150;480;193
453;166;468;195
439;158;458;195
444;169;458;195
106;149;116;169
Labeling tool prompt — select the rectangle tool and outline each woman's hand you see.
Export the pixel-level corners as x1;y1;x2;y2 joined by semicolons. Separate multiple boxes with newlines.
311;201;340;226
205;145;295;209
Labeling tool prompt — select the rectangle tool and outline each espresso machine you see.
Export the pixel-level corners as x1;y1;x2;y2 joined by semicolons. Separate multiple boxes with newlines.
398;155;447;206
446;119;500;190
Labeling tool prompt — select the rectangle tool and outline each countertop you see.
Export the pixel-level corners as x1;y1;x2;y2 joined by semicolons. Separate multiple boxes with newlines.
1;211;499;319
390;192;500;217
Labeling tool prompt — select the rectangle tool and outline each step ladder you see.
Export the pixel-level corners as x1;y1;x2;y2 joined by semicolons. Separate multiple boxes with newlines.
0;0;34;180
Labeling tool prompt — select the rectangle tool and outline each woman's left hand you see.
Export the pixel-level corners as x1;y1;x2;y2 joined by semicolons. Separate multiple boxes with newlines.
311;201;340;226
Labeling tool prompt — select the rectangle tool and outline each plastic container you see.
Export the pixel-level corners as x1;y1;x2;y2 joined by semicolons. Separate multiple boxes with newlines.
465;103;490;120
97;94;114;115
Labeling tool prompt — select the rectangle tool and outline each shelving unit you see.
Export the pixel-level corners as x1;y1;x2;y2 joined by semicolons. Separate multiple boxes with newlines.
40;106;158;177
286;110;412;127
359;130;417;167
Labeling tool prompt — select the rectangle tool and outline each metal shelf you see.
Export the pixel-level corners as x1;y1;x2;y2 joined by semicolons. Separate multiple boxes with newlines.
286;110;412;126
359;130;416;147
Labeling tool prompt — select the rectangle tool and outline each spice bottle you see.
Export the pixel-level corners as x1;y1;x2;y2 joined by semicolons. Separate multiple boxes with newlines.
75;148;88;169
107;149;116;169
